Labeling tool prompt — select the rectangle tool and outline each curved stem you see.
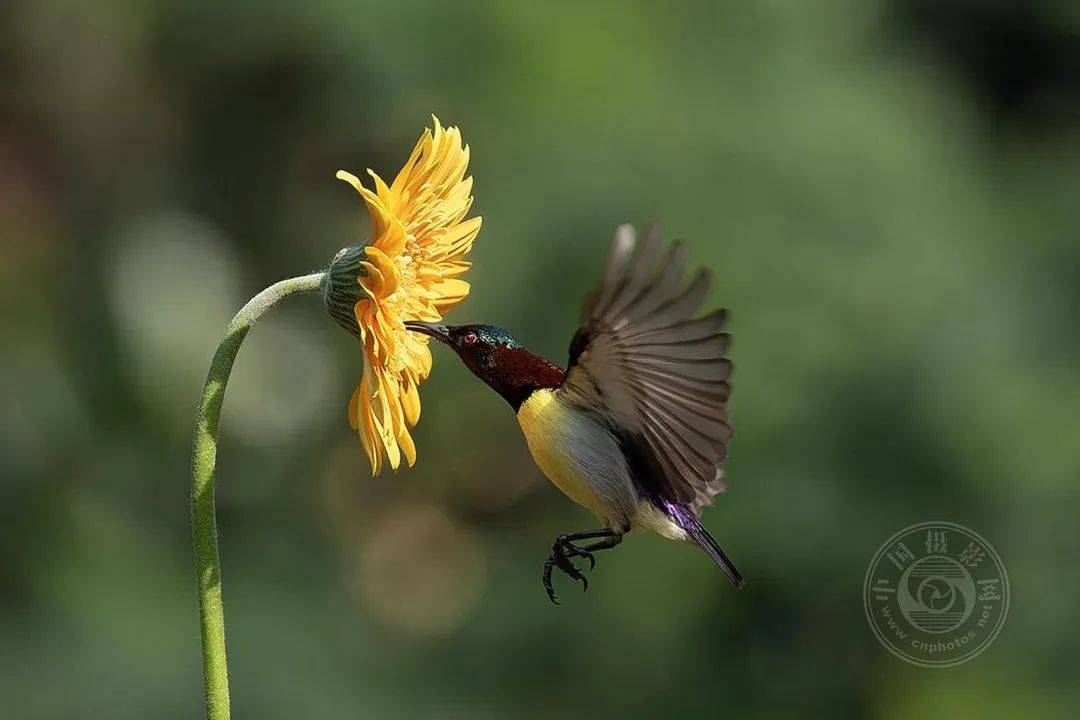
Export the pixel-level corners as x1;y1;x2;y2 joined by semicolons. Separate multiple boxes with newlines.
190;272;326;720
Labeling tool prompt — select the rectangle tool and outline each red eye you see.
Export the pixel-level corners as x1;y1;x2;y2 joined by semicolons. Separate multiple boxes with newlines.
462;333;478;345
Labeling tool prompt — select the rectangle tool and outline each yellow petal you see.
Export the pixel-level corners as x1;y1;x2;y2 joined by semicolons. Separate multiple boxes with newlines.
400;376;421;426
367;169;393;201
361;246;400;297
357;261;386;297
348;385;361;430
397;426;417;467
335;169;364;192
377;217;408;259
433;216;481;259
429;278;470;312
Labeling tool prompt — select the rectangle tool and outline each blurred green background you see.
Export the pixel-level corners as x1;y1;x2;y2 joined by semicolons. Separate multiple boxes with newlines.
3;1;1079;718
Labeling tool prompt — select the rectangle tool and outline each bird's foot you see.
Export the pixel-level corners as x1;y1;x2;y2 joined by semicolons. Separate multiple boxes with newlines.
542;535;595;604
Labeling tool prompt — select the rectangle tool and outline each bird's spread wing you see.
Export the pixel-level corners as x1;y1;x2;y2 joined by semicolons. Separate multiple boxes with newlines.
562;224;732;512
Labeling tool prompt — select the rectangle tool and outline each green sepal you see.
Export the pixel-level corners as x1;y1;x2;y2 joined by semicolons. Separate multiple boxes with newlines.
323;243;371;338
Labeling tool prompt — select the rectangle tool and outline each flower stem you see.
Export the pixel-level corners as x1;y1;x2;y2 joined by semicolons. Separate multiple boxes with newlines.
190;272;326;720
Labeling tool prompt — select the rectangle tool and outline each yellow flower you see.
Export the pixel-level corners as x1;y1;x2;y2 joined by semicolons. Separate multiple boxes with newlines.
334;117;481;474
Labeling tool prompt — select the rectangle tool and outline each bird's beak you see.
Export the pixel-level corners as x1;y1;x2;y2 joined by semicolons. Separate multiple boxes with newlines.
404;320;451;343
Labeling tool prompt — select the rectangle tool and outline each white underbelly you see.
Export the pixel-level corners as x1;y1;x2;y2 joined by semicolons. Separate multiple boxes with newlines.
516;389;637;524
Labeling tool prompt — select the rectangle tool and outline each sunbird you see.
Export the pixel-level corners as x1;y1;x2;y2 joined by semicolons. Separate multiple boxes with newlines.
406;224;742;602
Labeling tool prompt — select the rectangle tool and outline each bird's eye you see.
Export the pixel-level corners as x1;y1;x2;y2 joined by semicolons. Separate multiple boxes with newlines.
462;332;478;345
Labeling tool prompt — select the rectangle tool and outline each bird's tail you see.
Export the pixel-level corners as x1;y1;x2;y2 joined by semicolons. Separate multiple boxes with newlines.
666;503;744;588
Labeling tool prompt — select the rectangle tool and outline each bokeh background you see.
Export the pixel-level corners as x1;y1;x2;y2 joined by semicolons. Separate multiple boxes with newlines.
3;1;1079;718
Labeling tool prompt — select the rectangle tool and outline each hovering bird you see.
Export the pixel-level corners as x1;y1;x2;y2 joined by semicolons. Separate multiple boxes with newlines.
405;224;742;602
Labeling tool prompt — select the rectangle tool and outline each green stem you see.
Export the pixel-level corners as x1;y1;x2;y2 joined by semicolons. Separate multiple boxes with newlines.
191;272;326;720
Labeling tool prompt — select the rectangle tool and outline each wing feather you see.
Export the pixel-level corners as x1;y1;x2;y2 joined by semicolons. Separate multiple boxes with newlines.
562;224;733;512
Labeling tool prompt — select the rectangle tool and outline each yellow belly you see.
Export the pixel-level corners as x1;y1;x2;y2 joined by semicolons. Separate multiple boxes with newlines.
516;389;602;514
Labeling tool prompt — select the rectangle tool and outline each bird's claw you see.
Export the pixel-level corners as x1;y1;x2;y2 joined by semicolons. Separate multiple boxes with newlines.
542;536;594;604
557;533;597;570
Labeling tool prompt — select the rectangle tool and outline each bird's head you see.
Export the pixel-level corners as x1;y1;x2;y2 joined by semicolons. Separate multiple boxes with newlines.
405;321;565;409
